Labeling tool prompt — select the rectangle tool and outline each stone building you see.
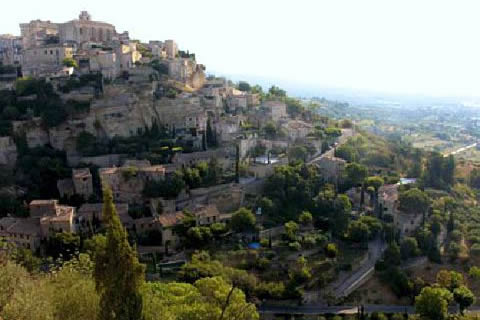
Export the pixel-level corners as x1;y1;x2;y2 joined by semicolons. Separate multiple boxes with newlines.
19;20;59;49
226;94;248;111
22;45;74;76
192;204;232;226
164;40;178;59
315;156;346;183
0;199;76;250
171;149;234;171
76;202;132;230
378;184;423;236
282;120;314;141
0;217;42;250
134;211;185;248
0;34;23;65
99;161;166;203
263;100;287;121
58;11;116;45
72;168;93;199
167;58;205;89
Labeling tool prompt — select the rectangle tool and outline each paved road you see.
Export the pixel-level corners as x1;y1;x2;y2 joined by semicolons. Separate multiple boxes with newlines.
308;129;354;165
332;238;386;298
443;142;477;157
259;304;480;315
259;304;414;315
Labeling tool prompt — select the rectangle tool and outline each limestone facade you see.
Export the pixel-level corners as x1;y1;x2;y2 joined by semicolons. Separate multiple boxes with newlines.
19;20;59;49
72;168;93;198
282;120;314;141
315;156;346;183
263;100;287;121
58;11;116;45
99;161;166;203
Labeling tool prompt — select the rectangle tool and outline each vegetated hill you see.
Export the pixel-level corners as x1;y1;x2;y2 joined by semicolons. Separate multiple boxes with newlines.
335;129;423;179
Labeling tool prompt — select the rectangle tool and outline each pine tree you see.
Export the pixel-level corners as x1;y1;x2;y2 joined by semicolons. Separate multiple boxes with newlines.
94;187;145;320
206;118;216;147
235;144;240;183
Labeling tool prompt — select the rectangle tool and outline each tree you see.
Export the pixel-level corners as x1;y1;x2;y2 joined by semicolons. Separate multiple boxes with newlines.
206;118;216;148
230;208;256;233
94;187;145;320
470;168;480;189
344;163;368;188
453;285;475;315
284;221;299;242
142;277;258;320
325;243;338;258
436;270;464;291
237;81;251;92
398;188;430;215
46;232;81;260
268;85;286;97
263;121;277;139
415;286;453;320
335;144;356;162
400;237;420;260
298;211;313;226
331;194;352;236
348;221;370;243
63;57;78;68
288;145;307;162
384;242;401;266
364;176;384;193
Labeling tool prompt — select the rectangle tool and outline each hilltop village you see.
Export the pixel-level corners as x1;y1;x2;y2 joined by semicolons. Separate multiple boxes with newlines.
2;11;480;320
0;11;345;252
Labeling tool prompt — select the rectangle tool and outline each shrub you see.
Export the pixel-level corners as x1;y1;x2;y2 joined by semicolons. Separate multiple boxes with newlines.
325;243;338;258
289;241;301;251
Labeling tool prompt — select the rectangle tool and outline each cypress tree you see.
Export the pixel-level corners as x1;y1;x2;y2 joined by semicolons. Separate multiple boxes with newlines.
94;187;145;320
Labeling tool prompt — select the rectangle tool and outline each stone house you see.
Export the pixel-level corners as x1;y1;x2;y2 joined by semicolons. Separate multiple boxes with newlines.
76;202;132;230
19;19;59;49
22;45;74;76
167;58;206;89
99;162;166;203
246;93;260;107
72;168;93;198
282;120;314;141
378;184;423;236
346;186;372;209
226;94;248;111
315;156;346;183
0;217;42;250
192;204;232;226
164;40;178;59
263;100;287;121
177;183;244;213
0;200;76;250
171;149;234;171
134;211;185;247
0;34;23;65
57;168;93;199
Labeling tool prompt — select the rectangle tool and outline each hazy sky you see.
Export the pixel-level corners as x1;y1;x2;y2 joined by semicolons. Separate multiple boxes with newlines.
2;0;480;97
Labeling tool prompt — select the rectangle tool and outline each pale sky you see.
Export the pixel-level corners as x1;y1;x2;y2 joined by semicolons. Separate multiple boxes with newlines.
2;0;480;97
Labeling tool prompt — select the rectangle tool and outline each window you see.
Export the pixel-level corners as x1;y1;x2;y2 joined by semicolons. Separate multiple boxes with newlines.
80;28;83;35
50;50;53;55
44;50;47;55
